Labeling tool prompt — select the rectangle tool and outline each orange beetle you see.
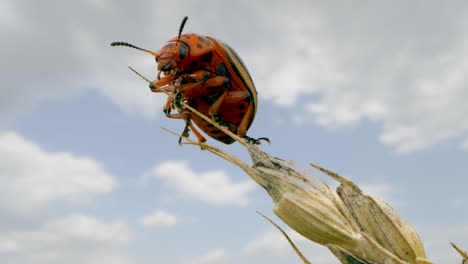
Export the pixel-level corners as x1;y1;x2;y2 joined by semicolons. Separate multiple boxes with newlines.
111;17;268;144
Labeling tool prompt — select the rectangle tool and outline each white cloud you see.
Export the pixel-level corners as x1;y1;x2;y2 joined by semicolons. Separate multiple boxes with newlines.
0;0;169;125
246;2;468;153
87;39;166;120
0;213;132;264
182;249;229;264
262;3;468;153
242;228;308;255
242;228;336;263
0;131;117;215
252;10;347;107
139;210;178;228
145;160;256;206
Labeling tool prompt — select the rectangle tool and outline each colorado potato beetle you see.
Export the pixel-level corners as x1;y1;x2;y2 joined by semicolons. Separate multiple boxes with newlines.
111;17;268;145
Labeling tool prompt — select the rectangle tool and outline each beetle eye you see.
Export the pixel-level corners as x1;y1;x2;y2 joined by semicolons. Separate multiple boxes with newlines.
155;57;159;62
178;43;188;60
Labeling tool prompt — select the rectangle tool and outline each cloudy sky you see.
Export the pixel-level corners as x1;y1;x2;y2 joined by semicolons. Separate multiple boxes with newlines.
1;0;468;263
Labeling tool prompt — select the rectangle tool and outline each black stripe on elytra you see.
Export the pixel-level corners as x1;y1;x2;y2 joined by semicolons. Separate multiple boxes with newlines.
223;44;255;93
222;45;256;115
222;47;257;131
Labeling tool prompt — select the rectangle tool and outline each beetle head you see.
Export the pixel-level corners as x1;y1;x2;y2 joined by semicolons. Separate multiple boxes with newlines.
154;41;190;78
155;16;190;79
110;17;191;81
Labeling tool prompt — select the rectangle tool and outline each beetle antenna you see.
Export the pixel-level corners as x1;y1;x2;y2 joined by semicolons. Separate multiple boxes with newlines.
177;16;188;42
110;42;159;58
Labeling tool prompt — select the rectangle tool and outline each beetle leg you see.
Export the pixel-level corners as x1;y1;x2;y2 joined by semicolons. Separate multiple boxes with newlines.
177;117;207;144
162;113;206;144
188;123;207;143
236;99;253;137
208;91;269;144
150;76;173;89
188;69;211;82
237;103;269;144
177;76;228;98
163;96;173;115
208;90;249;121
200;75;229;92
165;113;188;119
208;90;228;116
243;135;271;145
237;102;270;144
175;82;201;95
207;91;248;133
179;118;191;145
212;113;236;131
150;83;177;94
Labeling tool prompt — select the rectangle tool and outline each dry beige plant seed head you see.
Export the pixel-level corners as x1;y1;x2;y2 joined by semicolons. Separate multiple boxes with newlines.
311;164;427;263
165;101;432;264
